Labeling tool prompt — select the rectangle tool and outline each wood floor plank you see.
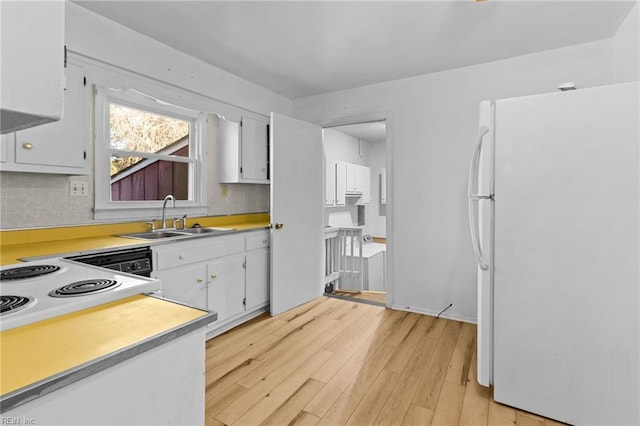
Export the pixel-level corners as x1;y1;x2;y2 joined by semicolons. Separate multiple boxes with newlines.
276;297;330;323
206;333;282;384
215;331;335;425
205;357;263;397
412;321;463;410
345;368;400;426
445;322;476;386
402;404;434;426
272;297;338;338
260;379;325;426
516;411;546;426
238;309;340;388
206;316;287;357
206;383;249;420
383;311;421;347
544;418;568;426
205;318;288;365
458;347;489;426
385;314;432;373
313;305;389;383
305;309;407;418
233;350;333;426
430;381;466;426
321;302;382;354
290;411;321;426
488;391;517;425
316;344;398;425
374;336;439;426
305;338;395;417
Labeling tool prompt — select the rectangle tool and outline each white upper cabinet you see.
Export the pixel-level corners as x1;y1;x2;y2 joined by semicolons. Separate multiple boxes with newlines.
0;0;65;134
328;161;369;206
360;165;371;204
1;64;89;175
345;162;365;194
219;116;269;184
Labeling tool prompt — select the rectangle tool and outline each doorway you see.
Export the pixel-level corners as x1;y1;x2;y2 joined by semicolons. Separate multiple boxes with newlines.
322;120;388;306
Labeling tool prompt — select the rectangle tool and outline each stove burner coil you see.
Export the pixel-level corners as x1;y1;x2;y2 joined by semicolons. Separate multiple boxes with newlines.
1;295;36;315
0;265;61;281
49;279;121;298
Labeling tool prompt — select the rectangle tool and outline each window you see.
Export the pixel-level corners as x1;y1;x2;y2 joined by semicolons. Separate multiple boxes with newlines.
94;87;207;220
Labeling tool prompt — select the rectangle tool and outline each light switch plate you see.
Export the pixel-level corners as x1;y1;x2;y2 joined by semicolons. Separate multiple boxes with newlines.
70;177;88;197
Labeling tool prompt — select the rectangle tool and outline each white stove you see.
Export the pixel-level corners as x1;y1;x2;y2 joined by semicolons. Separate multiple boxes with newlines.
0;258;162;332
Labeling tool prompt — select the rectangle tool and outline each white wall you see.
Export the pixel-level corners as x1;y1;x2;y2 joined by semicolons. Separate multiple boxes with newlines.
293;39;620;322
0;3;292;230
613;1;640;83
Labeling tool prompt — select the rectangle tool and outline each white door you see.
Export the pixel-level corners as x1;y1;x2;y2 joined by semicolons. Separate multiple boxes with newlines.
270;113;324;316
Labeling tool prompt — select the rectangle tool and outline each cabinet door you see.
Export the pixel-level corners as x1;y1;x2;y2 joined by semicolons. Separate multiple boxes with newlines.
240;117;269;181
325;160;336;206
207;255;245;323
335;162;347;206
14;64;87;171
245;249;270;312
345;163;364;194
0;134;12;163
155;264;207;310
361;166;371;204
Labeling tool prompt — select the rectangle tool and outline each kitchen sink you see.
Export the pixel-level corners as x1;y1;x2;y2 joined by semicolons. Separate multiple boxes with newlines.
178;227;233;235
120;227;235;240
122;231;187;240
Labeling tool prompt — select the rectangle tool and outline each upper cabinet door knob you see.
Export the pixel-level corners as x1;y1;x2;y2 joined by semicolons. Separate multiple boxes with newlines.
22;142;33;150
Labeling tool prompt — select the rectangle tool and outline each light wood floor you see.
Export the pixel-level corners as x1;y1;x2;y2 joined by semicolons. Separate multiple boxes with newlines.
205;297;566;426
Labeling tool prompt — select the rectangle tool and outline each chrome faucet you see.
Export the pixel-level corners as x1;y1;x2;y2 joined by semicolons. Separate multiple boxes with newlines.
161;195;175;229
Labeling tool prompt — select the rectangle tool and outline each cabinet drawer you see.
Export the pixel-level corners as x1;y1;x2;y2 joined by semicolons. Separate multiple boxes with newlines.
245;232;270;251
155;236;244;270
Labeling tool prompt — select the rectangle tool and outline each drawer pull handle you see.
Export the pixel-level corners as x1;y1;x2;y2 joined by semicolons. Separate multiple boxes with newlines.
196;278;203;283
262;239;267;244
211;273;217;279
22;142;33;150
178;255;184;260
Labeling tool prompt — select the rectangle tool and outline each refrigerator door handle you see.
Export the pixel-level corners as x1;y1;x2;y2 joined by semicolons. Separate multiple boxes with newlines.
468;126;490;271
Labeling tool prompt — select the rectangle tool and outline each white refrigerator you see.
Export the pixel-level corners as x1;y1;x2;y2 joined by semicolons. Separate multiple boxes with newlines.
468;81;639;425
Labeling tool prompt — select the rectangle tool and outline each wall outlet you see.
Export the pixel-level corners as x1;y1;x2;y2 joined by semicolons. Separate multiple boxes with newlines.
70;178;89;197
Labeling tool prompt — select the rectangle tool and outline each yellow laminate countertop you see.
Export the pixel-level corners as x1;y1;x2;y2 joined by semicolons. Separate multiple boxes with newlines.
0;295;212;399
0;214;270;265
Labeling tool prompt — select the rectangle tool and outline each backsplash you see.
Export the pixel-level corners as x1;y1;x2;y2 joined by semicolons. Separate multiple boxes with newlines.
0;173;269;230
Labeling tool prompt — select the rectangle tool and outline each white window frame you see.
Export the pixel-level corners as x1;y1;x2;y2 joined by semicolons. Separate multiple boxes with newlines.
94;86;208;221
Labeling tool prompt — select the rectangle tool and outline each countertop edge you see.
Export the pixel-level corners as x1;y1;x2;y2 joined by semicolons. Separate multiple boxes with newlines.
0;303;217;414
12;225;270;264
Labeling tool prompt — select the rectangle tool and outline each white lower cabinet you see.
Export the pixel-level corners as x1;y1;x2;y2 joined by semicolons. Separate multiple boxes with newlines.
207;254;246;322
152;230;270;338
245;249;270;311
4;329;207;426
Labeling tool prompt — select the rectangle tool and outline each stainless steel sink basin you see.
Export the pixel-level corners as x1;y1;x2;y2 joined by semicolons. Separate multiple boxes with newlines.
122;231;186;240
121;227;235;240
178;227;233;235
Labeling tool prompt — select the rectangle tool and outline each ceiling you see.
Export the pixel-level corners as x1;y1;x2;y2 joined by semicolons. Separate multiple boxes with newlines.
331;121;387;144
74;1;635;99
